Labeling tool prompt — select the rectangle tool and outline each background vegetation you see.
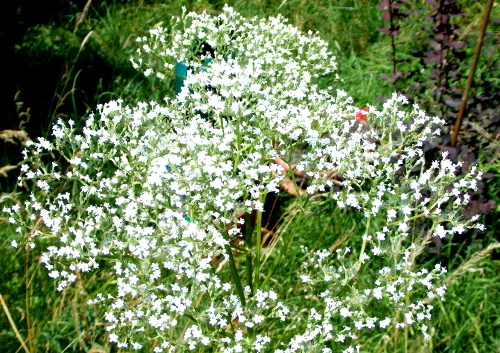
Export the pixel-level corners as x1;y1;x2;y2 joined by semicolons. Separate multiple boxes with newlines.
0;0;499;352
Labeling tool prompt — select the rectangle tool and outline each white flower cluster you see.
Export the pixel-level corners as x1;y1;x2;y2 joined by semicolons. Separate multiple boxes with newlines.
133;5;336;81
291;246;446;352
3;5;483;352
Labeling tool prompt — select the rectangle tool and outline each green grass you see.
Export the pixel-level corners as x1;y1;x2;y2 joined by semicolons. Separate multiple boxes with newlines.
0;214;111;352
434;263;500;352
273;197;500;353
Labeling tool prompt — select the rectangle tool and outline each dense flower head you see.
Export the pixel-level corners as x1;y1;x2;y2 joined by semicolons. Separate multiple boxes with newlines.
3;6;484;352
133;5;337;80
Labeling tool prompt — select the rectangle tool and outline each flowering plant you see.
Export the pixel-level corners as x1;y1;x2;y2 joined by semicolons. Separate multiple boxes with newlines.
4;6;483;352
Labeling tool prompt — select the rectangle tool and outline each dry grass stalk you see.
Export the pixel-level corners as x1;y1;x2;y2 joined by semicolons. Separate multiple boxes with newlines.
0;130;30;146
444;243;500;284
329;227;354;253
74;0;93;33
279;177;308;196
0;165;18;178
419;243;500;306
467;121;500;162
468;121;500;146
0;294;31;353
273;156;340;197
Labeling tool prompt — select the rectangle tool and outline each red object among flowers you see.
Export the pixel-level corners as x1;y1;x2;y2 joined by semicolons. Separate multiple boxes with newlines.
356;108;368;120
355;108;369;126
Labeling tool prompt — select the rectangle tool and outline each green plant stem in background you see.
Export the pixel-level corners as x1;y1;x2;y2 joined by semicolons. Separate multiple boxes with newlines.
253;193;266;290
24;246;35;353
0;293;31;353
245;212;255;296
451;0;494;147
358;215;371;263
225;243;247;308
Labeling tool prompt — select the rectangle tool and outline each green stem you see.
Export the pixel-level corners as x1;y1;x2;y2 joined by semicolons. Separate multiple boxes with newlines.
245;213;254;296
338;216;371;298
336;261;367;298
358;216;371;263
254;193;266;289
224;243;246;307
404;289;409;353
233;117;242;174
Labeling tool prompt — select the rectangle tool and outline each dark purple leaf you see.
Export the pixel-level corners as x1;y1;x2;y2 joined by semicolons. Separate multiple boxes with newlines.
434;33;445;41
382;11;392;21
378;27;393;35
445;98;461;109
426;39;441;50
377;0;389;11
393;71;403;80
462;199;496;219
380;74;391;81
450;41;466;49
438;13;450;23
432;87;442;98
449;70;461;79
425;53;441;65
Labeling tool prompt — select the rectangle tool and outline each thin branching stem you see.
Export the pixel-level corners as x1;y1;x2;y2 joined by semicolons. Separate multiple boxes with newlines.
0;294;31;353
451;0;494;147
